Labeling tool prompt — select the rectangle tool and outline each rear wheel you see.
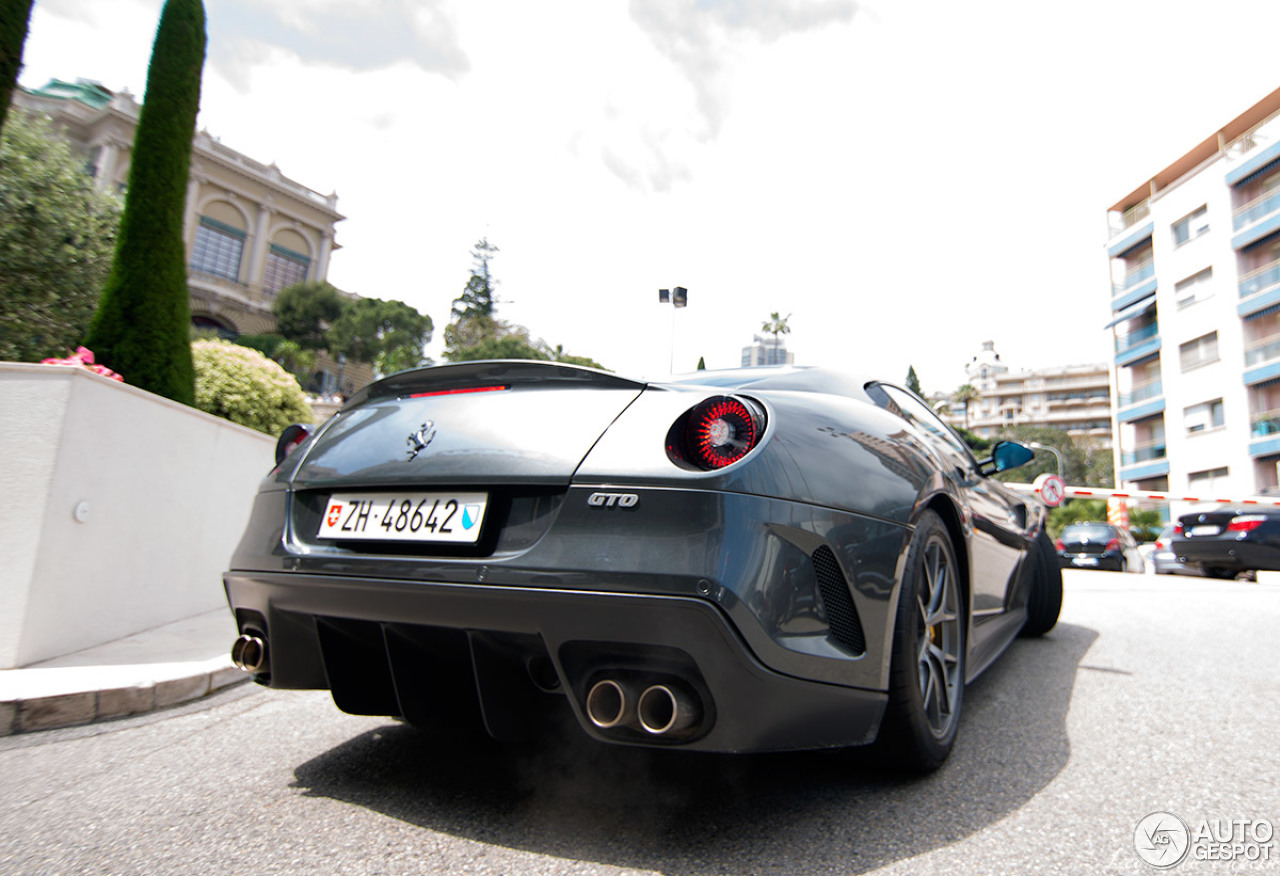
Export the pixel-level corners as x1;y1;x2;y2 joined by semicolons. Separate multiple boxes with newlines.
877;510;964;772
1020;530;1062;638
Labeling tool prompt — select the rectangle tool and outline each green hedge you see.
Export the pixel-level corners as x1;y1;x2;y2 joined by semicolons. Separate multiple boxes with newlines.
192;340;311;436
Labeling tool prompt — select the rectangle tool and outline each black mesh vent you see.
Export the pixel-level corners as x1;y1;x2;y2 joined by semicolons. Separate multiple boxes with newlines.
813;546;866;654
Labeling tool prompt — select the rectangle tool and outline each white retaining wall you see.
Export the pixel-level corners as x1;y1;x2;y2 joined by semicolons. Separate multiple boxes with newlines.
0;363;275;668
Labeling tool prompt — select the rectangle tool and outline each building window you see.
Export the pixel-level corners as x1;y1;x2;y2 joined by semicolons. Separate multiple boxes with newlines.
1175;267;1213;309
1184;399;1224;433
1172;205;1209;246
263;244;310;294
1188;467;1229;491
1179;332;1219;371
190;217;245;282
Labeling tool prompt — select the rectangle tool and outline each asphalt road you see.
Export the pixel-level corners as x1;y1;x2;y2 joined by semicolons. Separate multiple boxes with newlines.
1;570;1278;875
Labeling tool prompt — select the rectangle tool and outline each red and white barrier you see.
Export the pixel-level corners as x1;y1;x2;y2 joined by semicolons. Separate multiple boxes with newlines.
1007;480;1280;508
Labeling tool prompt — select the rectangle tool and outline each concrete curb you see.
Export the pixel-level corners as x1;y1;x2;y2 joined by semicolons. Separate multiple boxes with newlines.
0;660;248;737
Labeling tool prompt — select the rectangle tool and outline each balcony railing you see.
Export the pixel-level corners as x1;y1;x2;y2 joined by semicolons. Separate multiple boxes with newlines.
1245;335;1280;367
1252;409;1280;438
1234;189;1280;231
1116;321;1159;354
1240;260;1280;299
1112;262;1155;297
1119;380;1162;407
1121;443;1167;466
1109;200;1151;238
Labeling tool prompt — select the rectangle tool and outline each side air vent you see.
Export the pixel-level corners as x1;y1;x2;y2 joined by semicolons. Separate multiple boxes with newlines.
812;546;866;655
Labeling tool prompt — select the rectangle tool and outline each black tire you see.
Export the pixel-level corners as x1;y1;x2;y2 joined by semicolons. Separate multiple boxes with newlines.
1020;530;1062;638
1204;567;1237;580
877;510;965;772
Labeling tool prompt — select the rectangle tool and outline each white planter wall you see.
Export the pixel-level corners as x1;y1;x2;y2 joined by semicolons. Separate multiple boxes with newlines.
0;363;275;668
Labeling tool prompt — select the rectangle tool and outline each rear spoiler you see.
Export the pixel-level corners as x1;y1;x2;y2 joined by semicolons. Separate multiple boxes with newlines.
342;360;649;409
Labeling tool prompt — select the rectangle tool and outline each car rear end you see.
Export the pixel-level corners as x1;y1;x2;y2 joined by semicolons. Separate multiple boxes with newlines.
1174;506;1280;575
1056;523;1126;571
223;362;919;752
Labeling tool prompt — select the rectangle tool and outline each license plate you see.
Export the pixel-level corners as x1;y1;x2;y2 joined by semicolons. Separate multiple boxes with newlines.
1071;556;1099;566
318;493;488;543
1190;525;1221;537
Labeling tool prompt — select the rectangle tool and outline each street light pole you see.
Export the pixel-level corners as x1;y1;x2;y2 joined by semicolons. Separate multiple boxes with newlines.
1029;441;1064;480
658;286;687;373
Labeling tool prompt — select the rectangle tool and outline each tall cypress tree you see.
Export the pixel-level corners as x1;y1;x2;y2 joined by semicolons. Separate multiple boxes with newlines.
84;0;206;404
0;0;36;137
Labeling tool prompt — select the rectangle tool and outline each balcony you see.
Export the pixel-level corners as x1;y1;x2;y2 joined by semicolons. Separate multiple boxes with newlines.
1112;261;1155;297
1240;260;1280;299
1116;321;1159;354
1245;334;1280;367
1121;442;1167;467
1234;189;1280;231
1118;380;1162;408
1108;200;1150;239
1251;409;1280;438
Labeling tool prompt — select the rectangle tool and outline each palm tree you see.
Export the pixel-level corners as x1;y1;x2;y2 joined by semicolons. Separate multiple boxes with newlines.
951;384;980;429
761;312;791;350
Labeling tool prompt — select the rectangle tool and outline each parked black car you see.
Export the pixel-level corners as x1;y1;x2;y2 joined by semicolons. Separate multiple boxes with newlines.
1055;522;1145;572
224;362;1062;772
1174;504;1280;577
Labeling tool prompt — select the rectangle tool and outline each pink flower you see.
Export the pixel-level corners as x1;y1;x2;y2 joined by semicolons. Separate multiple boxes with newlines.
40;348;123;381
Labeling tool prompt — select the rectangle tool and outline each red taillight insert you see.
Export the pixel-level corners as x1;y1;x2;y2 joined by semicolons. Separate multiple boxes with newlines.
274;423;312;467
1173;522;1183;536
1105;538;1121;552
1228;515;1266;532
409;384;509;399
1054;539;1065;552
667;396;765;471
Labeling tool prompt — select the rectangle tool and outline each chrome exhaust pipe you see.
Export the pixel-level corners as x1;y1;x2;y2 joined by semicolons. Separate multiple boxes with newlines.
637;683;700;736
585;679;635;729
230;634;268;673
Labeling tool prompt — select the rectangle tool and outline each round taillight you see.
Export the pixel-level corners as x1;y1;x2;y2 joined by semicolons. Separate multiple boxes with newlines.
1054;539;1065;552
274;423;311;466
667;396;764;471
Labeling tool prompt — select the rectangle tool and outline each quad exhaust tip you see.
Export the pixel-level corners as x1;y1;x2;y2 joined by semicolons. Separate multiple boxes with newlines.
586;677;703;737
637;683;700;736
231;634;268;673
585;679;632;729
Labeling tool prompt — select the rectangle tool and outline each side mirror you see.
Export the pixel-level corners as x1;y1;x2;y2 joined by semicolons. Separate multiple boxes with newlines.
979;441;1034;475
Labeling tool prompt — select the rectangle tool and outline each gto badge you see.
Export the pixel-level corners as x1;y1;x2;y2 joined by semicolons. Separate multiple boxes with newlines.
588;492;638;508
406;420;436;460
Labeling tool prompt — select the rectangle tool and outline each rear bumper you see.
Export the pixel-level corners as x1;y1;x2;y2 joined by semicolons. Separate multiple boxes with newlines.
1175;538;1280;572
224;571;888;753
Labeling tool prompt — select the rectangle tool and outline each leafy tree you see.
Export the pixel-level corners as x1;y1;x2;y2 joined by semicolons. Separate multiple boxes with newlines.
761;311;791;345
1129;507;1163;543
451;237;499;320
83;0;206;404
272;281;344;350
905;365;921;395
950;384;980;429
449;332;550;362
954;426;990;454
987;424;1114;489
328;296;433;376
1046;499;1107;540
0;112;120;361
0;0;35;136
548;344;604;370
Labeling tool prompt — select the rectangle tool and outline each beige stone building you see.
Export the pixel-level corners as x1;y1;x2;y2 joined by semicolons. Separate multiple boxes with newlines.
14;78;371;395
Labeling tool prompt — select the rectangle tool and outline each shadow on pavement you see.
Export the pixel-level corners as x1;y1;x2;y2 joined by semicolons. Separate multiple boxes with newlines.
292;622;1097;875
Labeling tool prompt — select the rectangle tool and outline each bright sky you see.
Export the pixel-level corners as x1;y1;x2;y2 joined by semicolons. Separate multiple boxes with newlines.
18;0;1280;393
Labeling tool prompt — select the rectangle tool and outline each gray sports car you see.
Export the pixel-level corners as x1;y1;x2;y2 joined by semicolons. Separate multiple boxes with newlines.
224;362;1061;771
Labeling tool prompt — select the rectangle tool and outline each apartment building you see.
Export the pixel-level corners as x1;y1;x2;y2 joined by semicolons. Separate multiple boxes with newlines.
948;341;1112;447
1107;85;1280;498
741;334;794;367
14;78;370;394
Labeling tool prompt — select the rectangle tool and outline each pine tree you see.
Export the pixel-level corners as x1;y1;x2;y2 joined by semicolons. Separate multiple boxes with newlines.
450;238;499;321
83;0;206;404
0;0;35;137
906;365;921;395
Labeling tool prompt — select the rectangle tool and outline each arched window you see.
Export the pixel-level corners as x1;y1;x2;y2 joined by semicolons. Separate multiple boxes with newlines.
191;201;247;281
264;228;312;294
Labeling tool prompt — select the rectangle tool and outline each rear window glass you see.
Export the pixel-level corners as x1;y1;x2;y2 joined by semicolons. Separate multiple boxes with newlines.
1062;523;1115;539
